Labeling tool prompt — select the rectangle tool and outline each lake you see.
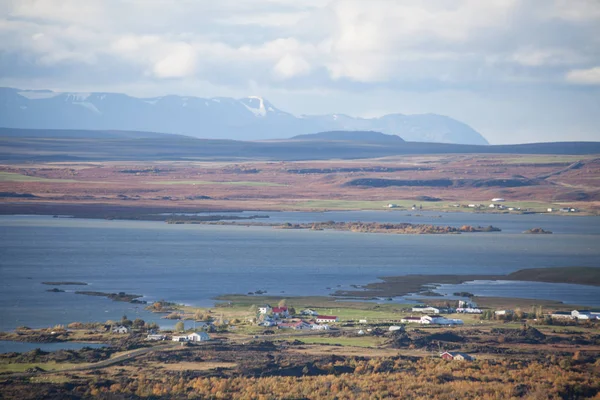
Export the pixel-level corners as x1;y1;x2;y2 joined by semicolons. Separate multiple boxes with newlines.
0;212;599;331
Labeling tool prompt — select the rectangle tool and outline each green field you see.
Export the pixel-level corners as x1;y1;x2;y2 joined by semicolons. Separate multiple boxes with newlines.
287;199;441;210
149;180;286;187
0;172;78;183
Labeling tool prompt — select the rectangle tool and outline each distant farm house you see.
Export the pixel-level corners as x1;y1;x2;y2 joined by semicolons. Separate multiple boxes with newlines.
441;352;474;361
112;326;130;334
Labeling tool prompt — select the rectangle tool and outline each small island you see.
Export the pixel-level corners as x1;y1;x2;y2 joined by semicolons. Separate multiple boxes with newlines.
74;291;146;304
170;220;502;235
523;227;553;234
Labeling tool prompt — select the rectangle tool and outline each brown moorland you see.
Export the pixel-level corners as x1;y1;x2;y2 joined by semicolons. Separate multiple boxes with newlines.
1;154;599;216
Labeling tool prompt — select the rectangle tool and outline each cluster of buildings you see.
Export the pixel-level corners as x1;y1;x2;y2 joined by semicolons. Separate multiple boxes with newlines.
257;305;338;330
401;315;464;325
411;304;482;315
551;310;600;321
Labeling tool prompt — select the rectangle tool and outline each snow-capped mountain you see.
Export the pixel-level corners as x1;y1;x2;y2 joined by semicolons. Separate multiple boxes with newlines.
0;87;488;144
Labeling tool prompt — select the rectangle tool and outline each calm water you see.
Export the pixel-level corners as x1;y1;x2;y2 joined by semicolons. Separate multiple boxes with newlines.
0;213;599;331
0;340;106;354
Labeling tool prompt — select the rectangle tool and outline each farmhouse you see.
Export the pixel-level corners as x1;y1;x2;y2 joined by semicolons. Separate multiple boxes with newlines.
112;326;130;334
456;307;482;314
551;311;574;320
258;304;272;314
279;321;311;330
441;352;474;361
315;315;338;323
173;332;211;342
572;310;600;320
400;316;422;324
411;306;440;314
187;332;211;342
271;306;289;317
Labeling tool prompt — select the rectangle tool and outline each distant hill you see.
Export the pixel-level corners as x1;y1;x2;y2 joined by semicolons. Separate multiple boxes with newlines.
0;128;182;139
291;131;405;143
0;128;598;162
0;87;488;145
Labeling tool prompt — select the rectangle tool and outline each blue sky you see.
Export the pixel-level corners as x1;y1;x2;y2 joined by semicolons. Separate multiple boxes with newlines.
1;0;599;144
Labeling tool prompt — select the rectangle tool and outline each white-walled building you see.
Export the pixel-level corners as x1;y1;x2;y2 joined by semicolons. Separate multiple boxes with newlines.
258;304;272;314
315;315;338;323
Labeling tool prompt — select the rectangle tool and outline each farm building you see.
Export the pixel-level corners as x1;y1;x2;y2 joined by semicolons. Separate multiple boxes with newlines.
441;352;474;361
315;315;338;323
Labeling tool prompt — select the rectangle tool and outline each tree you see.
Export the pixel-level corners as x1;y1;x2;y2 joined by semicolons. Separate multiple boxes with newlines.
174;321;185;332
133;318;145;329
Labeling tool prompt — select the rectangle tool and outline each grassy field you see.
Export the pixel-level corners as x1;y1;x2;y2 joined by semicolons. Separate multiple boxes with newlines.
296;336;384;348
286;199;561;212
495;155;593;164
0;362;82;373
148;180;286;186
0;171;77;183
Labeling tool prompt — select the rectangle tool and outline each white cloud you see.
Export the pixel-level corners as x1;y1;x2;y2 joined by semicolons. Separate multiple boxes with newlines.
273;54;311;79
152;42;196;78
566;67;600;85
1;0;600;143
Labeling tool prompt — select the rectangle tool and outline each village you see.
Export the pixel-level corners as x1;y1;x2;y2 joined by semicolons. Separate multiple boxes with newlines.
108;298;600;364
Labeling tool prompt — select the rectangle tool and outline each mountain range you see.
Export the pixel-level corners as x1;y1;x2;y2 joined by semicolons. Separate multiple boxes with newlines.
0;87;488;145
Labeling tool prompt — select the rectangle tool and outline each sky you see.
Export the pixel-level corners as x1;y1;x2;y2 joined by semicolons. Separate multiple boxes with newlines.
0;0;599;144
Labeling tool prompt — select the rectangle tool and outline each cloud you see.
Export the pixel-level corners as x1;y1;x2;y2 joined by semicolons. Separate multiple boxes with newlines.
566;67;600;85
0;0;599;143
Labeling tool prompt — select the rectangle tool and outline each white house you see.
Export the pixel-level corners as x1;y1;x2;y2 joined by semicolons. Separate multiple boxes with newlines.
172;335;188;342
301;309;319;316
495;310;513;316
311;324;330;330
258;304;272;314
147;334;166;341
571;310;600;320
315;315;338;323
187;332;211;342
411;306;440;314
112;326;130;334
551;311;573;319
457;307;482;314
441;352;475;361
401;316;422;324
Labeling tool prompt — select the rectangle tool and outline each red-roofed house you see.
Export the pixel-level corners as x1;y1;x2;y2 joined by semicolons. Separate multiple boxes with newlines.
315;315;338;323
279;320;311;330
271;306;289;317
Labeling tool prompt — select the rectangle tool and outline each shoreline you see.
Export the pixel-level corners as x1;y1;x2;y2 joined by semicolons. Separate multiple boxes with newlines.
333;266;600;298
